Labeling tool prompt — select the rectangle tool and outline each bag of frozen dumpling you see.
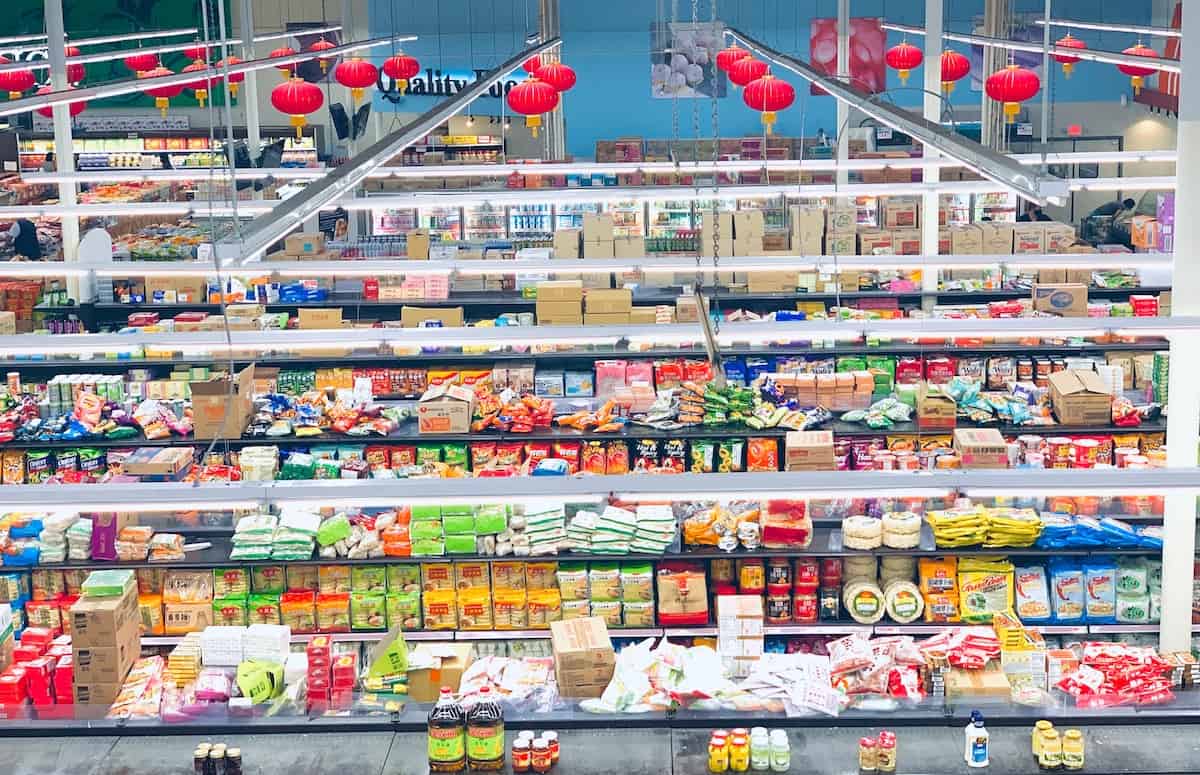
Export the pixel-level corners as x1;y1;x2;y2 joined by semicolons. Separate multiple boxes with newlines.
1048;559;1084;624
1083;557;1117;624
1014;564;1051;623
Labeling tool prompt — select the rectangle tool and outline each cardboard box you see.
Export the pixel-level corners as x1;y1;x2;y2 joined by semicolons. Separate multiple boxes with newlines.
937;228;952;255
881;196;919;229
536;300;584;325
120;447;193;477
417;383;477;434
784;430;834;470
733;209;765;238
400;306;465;328
716;595;764;678
406;642;475;702
700;238;735;259
582;214;615;242
891;228;922;255
551;617;615;698
536;280;584;302
1012;223;1046;254
1032;283;1087;317
675;297;700;323
190;364;255;440
700;211;734;243
1049;370;1113;426
953;428;1009;469
583;312;631;325
1037;269;1067;284
298;308;343;330
733;235;764;256
163;602;213;635
825;233;855;256
405;230;431;259
917;383;957;429
630;306;658;324
284;232;325;256
73;680;124;707
1131;215;1159;250
69;590;139;648
613;236;646;258
950;225;983;255
585;288;632;314
789;205;824;250
945;666;1012;699
825;202;857;235
858;230;893;255
747;271;798;294
583;239;615;259
72;635;138;684
1043;222;1076;253
553;228;582;259
0;311;14;335
978;222;1014;255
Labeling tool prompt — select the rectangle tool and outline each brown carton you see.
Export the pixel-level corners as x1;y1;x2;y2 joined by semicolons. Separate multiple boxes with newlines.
1032;284;1087;317
953;428;1009;469
825;202;857;235
584;312;631;325
881;196;919;228
69;589;139;648
950;225;983;255
1012;223;1047;254
417;383;477;434
584;288;632;314
536;300;584;324
553;228;582;259
405;229;431;259
938;228;952;255
700;238;735;259
858;230;893;255
784;431;835;470
747;271;798;294
120;447;193;477
1049;370;1113;426
1037;269;1067;284
630;306;658;324
733;209;765;238
163;602;214;635
733;235;764;256
190;364;255;439
284;232;325;256
789;205;824;250
978;222;1014;255
1043;222;1077;253
583;239;615;259
0;311;14;335
551;617;616;698
298;308;343;330
73;680;125;707
613;236;646;258
582;214;615;242
700;211;734;243
917;383;957;430
825;233;856;256
72;629;139;683
675;296;700;323
891;229;922;255
400;306;465;328
946;665;1012;699
536;280;584;302
406;642;475;702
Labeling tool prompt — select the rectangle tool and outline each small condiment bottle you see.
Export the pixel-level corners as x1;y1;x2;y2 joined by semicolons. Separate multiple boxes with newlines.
858;736;878;773
512;739;532;773
224;748;242;775
709;735;731;773
542;730;559;764
518;731;536;742
208;750;225;775
768;730;790;773
532;739;553;774
1039;729;1062;770
193;749;209;775
1062;729;1084;771
1033;720;1053;762
729;734;750;773
876;731;896;774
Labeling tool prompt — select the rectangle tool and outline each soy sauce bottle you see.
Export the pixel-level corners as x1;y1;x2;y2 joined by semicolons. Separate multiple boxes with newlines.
466;685;505;771
428;687;467;773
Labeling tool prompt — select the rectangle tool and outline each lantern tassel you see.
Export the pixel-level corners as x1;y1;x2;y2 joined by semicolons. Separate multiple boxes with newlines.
762;111;777;135
1132;75;1144;94
399;79;409;95
229;83;239;100
1004;101;1019;123
7;91;18;100
942;81;955;95
155;97;169;118
899;70;910;85
352;87;364;103
1062;62;1075;78
289;115;306;141
526;115;542;137
196;89;207;107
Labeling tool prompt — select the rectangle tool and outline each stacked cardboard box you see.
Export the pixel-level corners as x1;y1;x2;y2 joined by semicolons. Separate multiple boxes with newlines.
784;431;835;471
551;617;615;699
582;214;615;258
733;210;765;256
825;198;856;256
700;211;734;258
584;288;632;325
553;228;582;259
70;571;140;707
788;205;823;254
536;280;584;325
613;235;645;259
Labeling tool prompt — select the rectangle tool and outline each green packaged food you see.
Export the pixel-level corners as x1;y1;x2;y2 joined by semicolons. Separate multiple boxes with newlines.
351;566;388;594
620;563;654;602
689;440;715;473
445;534;477;554
474;504;508;535
213;596;249;626
279;452;317;480
415;445;442;465
588;563;622;602
350;591;387;630
410;504;442;521
386;565;420;593
441;503;474;517
213;567;250;598
385;591;422;630
309;445;339;460
412;538;445;557
80;569;135;598
410;520;444;540
248;592;282;625
314;459;342;479
441;443;468;469
251;565;286;594
442;513;476;535
836;356;867;372
718;439;744;473
316;513;352;547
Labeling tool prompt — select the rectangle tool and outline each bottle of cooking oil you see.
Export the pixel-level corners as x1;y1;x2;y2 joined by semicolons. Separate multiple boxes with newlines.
466;685;505;771
428;687;466;773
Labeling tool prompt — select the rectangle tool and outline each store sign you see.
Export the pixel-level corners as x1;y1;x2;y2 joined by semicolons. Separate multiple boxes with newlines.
378;68;519;104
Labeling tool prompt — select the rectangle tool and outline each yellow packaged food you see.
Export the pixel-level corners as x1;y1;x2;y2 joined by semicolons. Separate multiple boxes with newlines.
422;589;458;630
454;561;490;591
138;594;164;635
918;557;958;595
590;600;622;627
492;589;528;630
317;565;351;594
622;600;655;627
957;558;1014;623
555;564;589;601
525;561;559;590
421;562;454;592
457;588;493;630
561;598;590;620
492;561;526;592
527;588;562;628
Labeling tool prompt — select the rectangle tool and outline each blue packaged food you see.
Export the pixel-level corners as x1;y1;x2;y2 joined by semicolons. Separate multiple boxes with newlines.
1083;557;1117;623
1048;559;1085;624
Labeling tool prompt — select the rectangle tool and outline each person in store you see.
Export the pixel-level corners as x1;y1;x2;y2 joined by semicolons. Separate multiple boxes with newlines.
7;219;43;260
1087;197;1136;219
1016;200;1052;222
40;152;55;172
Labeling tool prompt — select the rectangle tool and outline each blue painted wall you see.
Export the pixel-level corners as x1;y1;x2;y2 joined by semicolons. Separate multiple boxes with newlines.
369;0;1158;158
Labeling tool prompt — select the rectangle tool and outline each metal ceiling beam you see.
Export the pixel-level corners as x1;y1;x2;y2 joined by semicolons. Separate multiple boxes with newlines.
724;27;1070;206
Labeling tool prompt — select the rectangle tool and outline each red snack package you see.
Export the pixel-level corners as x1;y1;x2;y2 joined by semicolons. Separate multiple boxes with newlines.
653;359;685;389
660;438;686;473
605;441;630;475
525;441;552;464
924;356;957;384
496;441;525;466
684;359;714;383
471;442;497;471
582;441;607;474
634;439;660;471
746;437;779;472
390;446;417;469
553;441;581;474
894;356;923;385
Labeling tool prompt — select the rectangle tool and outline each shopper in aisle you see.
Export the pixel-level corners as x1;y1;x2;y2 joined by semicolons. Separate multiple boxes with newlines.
7;219;42;260
1088;198;1137;219
39;152;55;172
1016;200;1052;222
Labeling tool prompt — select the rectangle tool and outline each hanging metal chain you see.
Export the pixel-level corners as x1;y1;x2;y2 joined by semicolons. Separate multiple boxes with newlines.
670;0;680;165
689;0;703;295
707;0;721;333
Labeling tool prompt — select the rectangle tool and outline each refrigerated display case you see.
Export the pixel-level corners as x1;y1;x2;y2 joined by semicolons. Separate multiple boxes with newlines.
605;200;645;237
648;200;694;237
975;191;1019;223
508;204;554;241
940;193;972;227
554;202;599;230
464;203;507;241
370;207;418;236
420;206;463;241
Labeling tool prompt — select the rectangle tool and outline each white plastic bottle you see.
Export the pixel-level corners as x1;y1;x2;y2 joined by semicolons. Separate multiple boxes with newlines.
768;730;790;772
965;711;989;768
750;729;770;771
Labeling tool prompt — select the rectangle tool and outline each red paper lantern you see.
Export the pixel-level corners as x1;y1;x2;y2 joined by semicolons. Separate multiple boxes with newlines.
65;46;85;85
0;58;35;100
729;57;768;88
885;41;923;85
139;66;183;117
1053;34;1086;78
270;47;298;79
335;56;378;103
716;43;751;73
123;52;159;75
309;37;337;72
742;73;794;135
217;57;245;99
1118;43;1158;94
506;76;559;137
272;77;325;139
522;55;543;75
35;85;86;118
382;52;420;94
535;61;576;93
985;64;1039;123
940;50;970;94
183;42;208;62
181;60;215;107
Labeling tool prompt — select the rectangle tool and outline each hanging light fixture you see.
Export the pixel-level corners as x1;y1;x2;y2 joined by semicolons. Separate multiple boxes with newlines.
1117;42;1159;95
181;60;215;107
217;56;244;100
940;50;970;94
742;72;794;135
985;63;1040;123
884;41;924;85
535;61;576;93
64;46;85;84
271;77;325;139
123;51;159;75
270;47;298;79
138;65;183;117
35;85;86;118
382;52;420;94
309;37;337;73
0;58;34;100
183;42;208;62
1052;34;1087;77
716;42;751;73
728;57;768;89
506;76;558;137
334;55;379;104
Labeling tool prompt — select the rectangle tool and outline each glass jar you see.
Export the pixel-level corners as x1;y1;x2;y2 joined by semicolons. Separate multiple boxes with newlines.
1062;729;1084;771
542;731;559;763
1039;730;1062;770
858;737;877;773
876;731;896;773
1032;720;1053;761
729;734;750;772
708;735;730;773
532;740;552;774
512;739;531;773
768;730;790;773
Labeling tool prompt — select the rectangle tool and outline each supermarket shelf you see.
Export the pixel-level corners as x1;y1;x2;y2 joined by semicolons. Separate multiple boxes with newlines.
138;630;428;646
